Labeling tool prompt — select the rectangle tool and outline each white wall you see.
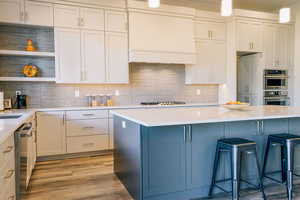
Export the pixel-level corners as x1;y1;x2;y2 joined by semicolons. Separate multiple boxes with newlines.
293;2;300;106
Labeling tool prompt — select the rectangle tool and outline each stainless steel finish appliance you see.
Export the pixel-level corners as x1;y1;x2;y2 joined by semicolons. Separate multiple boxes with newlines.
263;69;289;106
264;69;288;90
15;120;36;200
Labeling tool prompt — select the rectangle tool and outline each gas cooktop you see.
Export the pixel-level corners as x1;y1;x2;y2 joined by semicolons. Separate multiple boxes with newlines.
140;101;186;106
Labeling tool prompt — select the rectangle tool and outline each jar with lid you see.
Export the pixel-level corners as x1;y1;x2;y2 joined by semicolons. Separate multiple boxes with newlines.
91;94;98;107
106;94;113;106
86;94;92;107
97;94;105;106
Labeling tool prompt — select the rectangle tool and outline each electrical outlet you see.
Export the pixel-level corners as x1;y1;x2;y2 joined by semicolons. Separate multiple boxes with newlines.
115;90;120;96
16;91;21;95
75;89;80;97
196;89;201;96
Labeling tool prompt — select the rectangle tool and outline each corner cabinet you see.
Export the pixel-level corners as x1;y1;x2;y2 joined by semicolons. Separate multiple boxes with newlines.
36;112;66;156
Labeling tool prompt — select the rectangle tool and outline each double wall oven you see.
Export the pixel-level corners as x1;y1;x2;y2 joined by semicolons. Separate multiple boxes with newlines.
264;69;289;106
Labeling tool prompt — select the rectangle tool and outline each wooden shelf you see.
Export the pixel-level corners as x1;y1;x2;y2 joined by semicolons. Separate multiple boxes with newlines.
0;50;55;57
0;77;56;82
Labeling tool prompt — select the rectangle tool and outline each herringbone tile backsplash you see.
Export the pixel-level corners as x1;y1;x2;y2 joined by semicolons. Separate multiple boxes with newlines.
1;63;219;108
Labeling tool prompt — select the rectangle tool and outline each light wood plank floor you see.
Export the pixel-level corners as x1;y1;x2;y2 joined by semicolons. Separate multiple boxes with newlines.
23;154;133;200
24;154;300;200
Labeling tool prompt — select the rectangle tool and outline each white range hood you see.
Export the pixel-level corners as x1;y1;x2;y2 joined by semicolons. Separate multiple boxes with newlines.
127;0;196;65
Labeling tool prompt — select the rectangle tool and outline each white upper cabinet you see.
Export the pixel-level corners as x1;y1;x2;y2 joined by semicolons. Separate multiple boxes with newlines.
106;32;129;83
55;28;82;83
263;24;277;68
105;11;127;33
237;20;262;52
0;0;24;24
54;4;80;28
81;30;106;83
263;23;292;69
54;4;105;30
195;21;226;41
186;40;226;84
25;1;53;26
80;7;105;31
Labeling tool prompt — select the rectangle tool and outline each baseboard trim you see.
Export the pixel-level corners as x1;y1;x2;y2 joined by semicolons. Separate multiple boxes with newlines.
37;150;113;161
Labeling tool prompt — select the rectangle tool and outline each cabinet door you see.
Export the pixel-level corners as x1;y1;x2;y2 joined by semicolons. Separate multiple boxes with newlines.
142;126;186;197
80;7;104;31
81;30;106;83
275;25;290;68
237;21;251;51
263;24;277;68
25;1;53;26
195;21;226;41
250;22;263;52
54;4;80;28
185;40;226;84
105;11;127;33
105;32;129;83
37;112;66;156
55;28;81;83
187;123;225;190
0;0;24;24
237;21;262;52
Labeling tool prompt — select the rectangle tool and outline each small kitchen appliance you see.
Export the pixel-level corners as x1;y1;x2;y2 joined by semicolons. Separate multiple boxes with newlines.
16;94;27;109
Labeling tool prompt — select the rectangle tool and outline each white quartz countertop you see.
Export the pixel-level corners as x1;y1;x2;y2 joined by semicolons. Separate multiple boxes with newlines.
110;106;300;127
0;110;35;144
0;103;217;144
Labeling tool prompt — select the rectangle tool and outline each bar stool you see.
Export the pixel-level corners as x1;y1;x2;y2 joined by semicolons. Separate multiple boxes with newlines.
262;134;300;200
208;138;266;200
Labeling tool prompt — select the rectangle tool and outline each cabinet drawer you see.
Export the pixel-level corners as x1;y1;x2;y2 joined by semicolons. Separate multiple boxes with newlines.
66;119;108;136
67;135;109;153
0;135;14;166
0;160;15;197
66;110;108;120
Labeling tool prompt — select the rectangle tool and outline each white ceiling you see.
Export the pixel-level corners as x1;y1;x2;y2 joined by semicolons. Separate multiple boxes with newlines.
158;0;298;12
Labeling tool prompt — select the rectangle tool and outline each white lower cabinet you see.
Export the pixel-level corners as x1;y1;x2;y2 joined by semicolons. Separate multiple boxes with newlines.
67;135;109;153
66;119;109;137
0;134;16;200
37;112;66;156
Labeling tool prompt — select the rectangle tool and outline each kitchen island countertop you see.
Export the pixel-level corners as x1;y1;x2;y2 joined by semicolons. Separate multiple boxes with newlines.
111;106;300;127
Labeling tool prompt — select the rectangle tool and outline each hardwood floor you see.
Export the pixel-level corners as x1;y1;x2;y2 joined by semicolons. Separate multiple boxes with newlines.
24;153;300;200
24;154;133;200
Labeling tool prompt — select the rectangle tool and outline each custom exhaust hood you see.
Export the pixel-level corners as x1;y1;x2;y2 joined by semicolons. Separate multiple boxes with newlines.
127;0;197;65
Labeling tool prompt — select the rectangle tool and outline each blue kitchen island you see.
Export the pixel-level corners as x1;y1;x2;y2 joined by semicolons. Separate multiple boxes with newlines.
111;106;300;200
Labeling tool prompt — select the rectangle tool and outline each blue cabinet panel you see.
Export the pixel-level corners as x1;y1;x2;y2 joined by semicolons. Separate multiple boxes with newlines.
187;123;225;190
142;125;186;197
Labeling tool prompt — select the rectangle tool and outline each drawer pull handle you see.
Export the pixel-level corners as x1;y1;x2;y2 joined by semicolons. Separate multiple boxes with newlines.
82;114;95;116
3;169;14;179
82;143;94;147
83;126;95;130
3;146;13;153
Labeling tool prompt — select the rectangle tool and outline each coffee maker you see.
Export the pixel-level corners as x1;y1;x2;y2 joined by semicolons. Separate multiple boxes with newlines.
15;94;27;109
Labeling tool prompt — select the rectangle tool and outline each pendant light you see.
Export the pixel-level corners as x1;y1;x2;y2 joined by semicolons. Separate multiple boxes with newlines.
221;0;232;16
279;8;291;23
148;0;160;8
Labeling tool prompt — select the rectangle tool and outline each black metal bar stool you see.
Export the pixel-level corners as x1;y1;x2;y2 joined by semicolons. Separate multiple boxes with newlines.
208;138;266;200
262;133;300;200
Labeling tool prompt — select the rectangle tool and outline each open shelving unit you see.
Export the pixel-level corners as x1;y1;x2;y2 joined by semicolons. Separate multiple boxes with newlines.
0;24;56;82
0;50;55;57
